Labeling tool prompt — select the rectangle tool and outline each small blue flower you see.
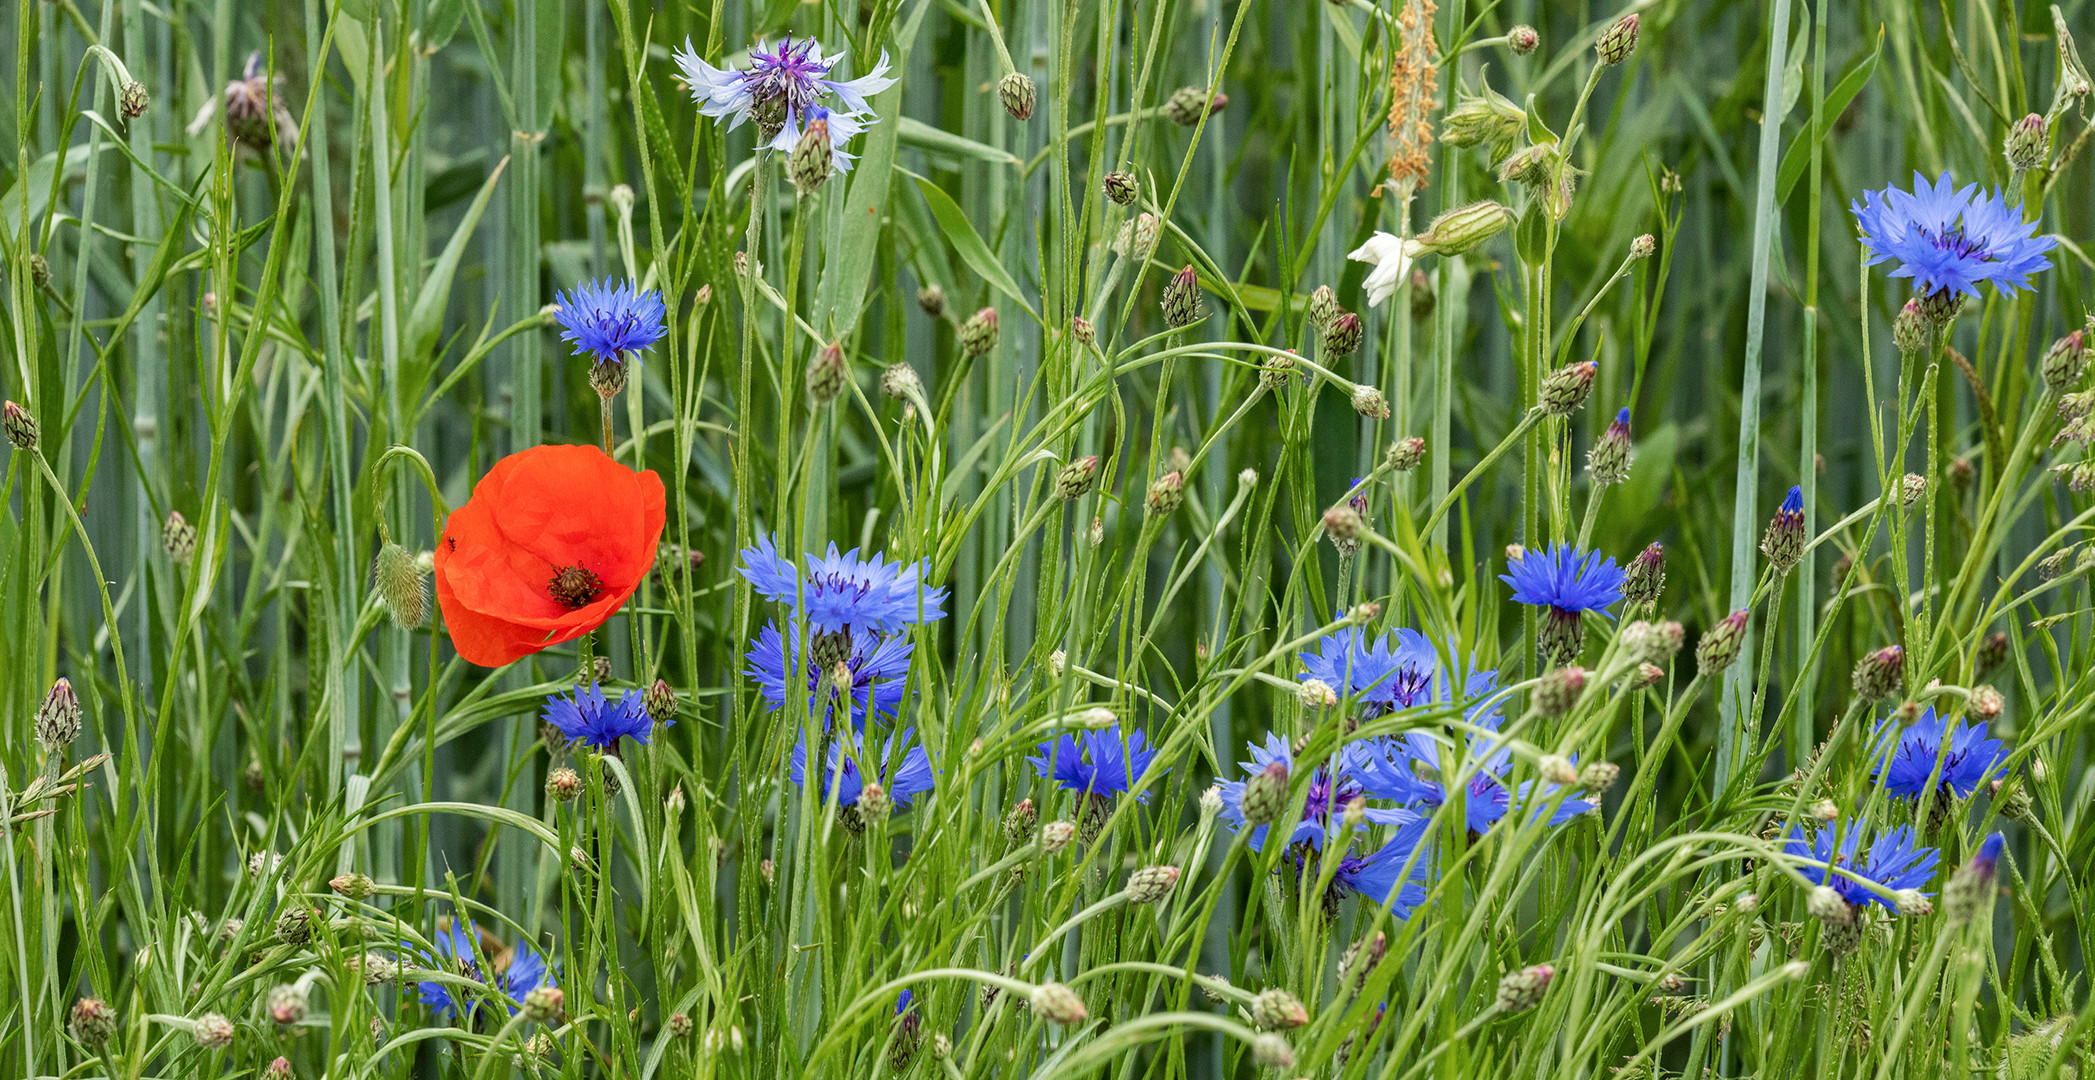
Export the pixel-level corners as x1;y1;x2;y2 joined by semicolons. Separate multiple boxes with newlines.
1871;707;2009;800
552;279;668;364
1852;172;2056;299
1785;820;1940;912
1356;717;1594;835
789;723;937;808
1215;733;1421;850
1027;726;1162;801
415;922;556;1020
1779;484;1803;518
672;35;895;166
541;683;659;750
739;534;948;641
1500;544;1626;615
1325;820;1432;916
1970;831;2006;876
745;619;914;728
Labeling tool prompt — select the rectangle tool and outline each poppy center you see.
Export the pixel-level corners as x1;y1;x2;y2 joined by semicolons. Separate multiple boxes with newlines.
548;564;604;609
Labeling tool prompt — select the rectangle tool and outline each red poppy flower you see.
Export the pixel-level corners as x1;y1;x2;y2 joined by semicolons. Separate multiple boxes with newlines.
435;444;666;667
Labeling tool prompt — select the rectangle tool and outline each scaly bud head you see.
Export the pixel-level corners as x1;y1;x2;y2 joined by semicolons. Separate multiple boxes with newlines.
1892;299;1930;356
1853;644;1905;700
1162;265;1206;328
1323;311;1364;357
2005;112;2048;171
1057;455;1100;499
1588;407;1633;485
1002;798;1038;845
1259;350;1297;390
1623;542;1666;608
1578;760;1619;794
193;1012;236;1050
1596;13;1639;65
915;283;946;318
1976;630;2009;675
121;81;150;118
880;363;922;402
69;997;117;1047
268;984;308;1025
1164;86;1227;126
1760;485;1806;573
546;767;583;802
329;872;376;900
1696;610;1750;675
36;677;82;752
1536;667;1587;717
3;400;37;451
1322;505;1364;544
643;679;677;723
1126;864;1181;903
1251;1033;1296;1068
1496;965;1554;1012
1070;315;1095;347
1242;760;1290;826
1031;982;1088;1025
960;308;1000;358
1386;436;1427;472
1351;384;1391;419
1540;360;1599;416
1537;754;1578;786
1040;820;1076;853
1968;684;2004;721
998;72;1037;121
522;985;565;1023
790;115;832;195
1507;24;1539;55
1946;832;2005;925
1250;988;1309;1030
1340;931;1387;988
807;343;847;405
1103;170;1138;206
163;510;197;563
1629;233;1656;260
1307;284;1339;329
1145;470;1185;515
2042;330;2086;393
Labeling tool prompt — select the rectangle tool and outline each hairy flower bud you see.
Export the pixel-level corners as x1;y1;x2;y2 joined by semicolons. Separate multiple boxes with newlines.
1892;298;1930;357
1146;470;1185;515
1385;436;1427;473
1540;360;1599;416
1103;170;1137;206
1412;201;1516;257
268;984;308;1025
1578;760;1619;794
1114;212;1159;260
1242;760;1289;826
70;997;117;1047
916;283;946;318
1975;630;2009;676
789;114;832;195
2005;112;2047;172
1297;679;1337;710
1596;13;1639;65
1002;798;1038;845
1496;141;1560;187
1250;988;1309;1030
546;766;582;802
1537;754;1578;787
1696;610;1749;676
1031;982;1088;1025
1307;284;1339;330
1323;311;1364;357
164;510;197;564
193;1012;236;1050
807;342;847;405
1806;885;1850;926
373;543;428;629
1442;84;1525;159
1967;684;2004;721
275;905;315;946
1041;820;1076;853
1323;504;1364;544
522;985;564;1023
857;782;891;827
2042;330;2086;393
121;80;150;118
1162;265;1206;328
1588;408;1633;485
960;308;1000;358
1629;233;1656;260
1259;350;1297;390
998;72;1036;121
1164;86;1227;126
1761;486;1806;573
1507;24;1539;54
1623;542;1665;608
36;677;82;752
1126;864;1181;903
1057;455;1101;499
1536;666;1586;717
1852;644;1905;700
1351;384;1391;419
881;363;922;402
329;872;376;900
3;400;37;451
1496;964;1554;1012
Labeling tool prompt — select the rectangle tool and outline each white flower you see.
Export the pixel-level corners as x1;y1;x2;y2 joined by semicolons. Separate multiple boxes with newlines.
1346;231;1416;308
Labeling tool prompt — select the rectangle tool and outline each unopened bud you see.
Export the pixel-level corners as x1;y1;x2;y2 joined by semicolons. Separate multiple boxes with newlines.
1323;504;1364;543
1242;760;1289;826
1145;470;1185;515
1623;542;1666;608
960;307;1000;357
916;283;946;318
1070;315;1095;347
1893;299;1930;356
1577;760;1619;794
373;543;428;629
2005;112;2048;172
1351;384;1391;419
1945;832;2004;924
329;872;376;900
2042;330;2086;393
3;400;37;451
163;510;197;563
1164;85;1227;127
857;782;891;826
1323;311;1364;357
1031;982;1088;1024
1340;931;1387;989
1629;233;1656;260
1057;455;1100;499
1496;964;1554;1012
1126;864;1181;903
998;72;1036;121
1588;408;1633;485
1899;473;1927;509
789;114;833;195
1297;679;1337;709
69;997;117;1047
1761;485;1806;573
881;362;922;400
522;985;564;1023
193;1012;236;1050
1596;13;1639;65
1540;360;1599;416
36;678;82;752
1507;25;1539;55
546;767;583;802
1307;284;1339;329
1852;645;1905;700
1103;171;1137;206
1537;754;1578;786
1412;200;1516;257
1003;798;1038;845
1810;799;1839;822
1162;265;1206;328
1695;610;1749;675
1806;885;1850;925
1535;667;1586;717
1250;988;1309;1030
807;343;847;405
121;80;150;118
267;984;308;1026
1259;350;1297;389
1968;685;2004;721
1251;1033;1296;1068
1976;630;2009;675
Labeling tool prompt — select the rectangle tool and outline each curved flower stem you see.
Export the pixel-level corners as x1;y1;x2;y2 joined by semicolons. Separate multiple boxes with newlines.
1422;407;1545;538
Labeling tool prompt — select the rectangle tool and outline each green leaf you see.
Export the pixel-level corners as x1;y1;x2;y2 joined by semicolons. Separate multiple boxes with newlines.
1775;30;1881;204
408;156;507;362
534;0;565;131
0;144;110;244
897;117;1020;166
1514;200;1549;269
904;169;1037;320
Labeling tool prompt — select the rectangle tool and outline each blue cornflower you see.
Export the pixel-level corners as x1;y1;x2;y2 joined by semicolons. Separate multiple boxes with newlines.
789;723;937;809
1785;820;1940;912
1355;717;1595;835
1870;707;2009;800
1028;726;1162;801
415;923;556;1020
1324;821;1432;917
1852;172;2055;300
745;619;914;728
739;534;948;643
1500;544;1625;612
1299;624;1499;720
1215;733;1421;851
552;279;668;364
541;683;659;750
673;36;895;168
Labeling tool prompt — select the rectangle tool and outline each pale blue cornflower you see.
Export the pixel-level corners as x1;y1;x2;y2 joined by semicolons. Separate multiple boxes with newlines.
1213;734;1432;916
552;279;667;364
744;618;915;728
1852;172;2055;301
415;922;556;1021
739;534;948;643
1784;819;1940;913
1870;707;2009;801
673;36;894;171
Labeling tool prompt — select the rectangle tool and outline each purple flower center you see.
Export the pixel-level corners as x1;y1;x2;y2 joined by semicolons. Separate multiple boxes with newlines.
1389;663;1434;709
1917;224;1992;264
748;36;832;113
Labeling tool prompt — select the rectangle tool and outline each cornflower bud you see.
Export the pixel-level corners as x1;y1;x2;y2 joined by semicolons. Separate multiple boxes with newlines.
1630;662;1665;687
1250;988;1309;1030
1351;384;1391;419
1891;299;1930;357
546;767;583;802
668;1013;694;1038
3;400;37;451
1350;601;1382;625
1809;799;1839;822
789;113;832;195
1761;485;1806;573
1259;350;1297;389
522;985;564;1023
70;997;117;1047
1323;504;1364;545
355;952;399;985
1535;667;1586;718
275;905;315;946
1162;265;1206;328
36;677;82;752
1386;436;1427;472
1596;13;1639;65
2042;330;2086;393
1629;233;1656;260
1968;684;2004;721
268;984;308;1025
1805;885;1849;926
1947;456;1975;494
1578;760;1619;794
163;510;196;564
640;679;677;723
916;283;947;318
1002;798;1038;845
2038;547;2075;582
1031;982;1087;1024
1070;315;1095;348
1307;284;1339;330
1623;542;1665;608
193;1012;236;1050
373;543;428;629
2005;113;2047;172
1495;964;1554;1012
1507;25;1539;55
1164;85;1227;126
1901;473;1930;509
1340;931;1387;989
1114;212;1159;260
807;342;847;405
998;72;1036;121
1537;754;1578;787
121;80;150;118
29;253;50;291
1146;470;1185;515
1323;311;1364;357
589;358;628;400
1057;455;1100;499
329;872;376;900
960;308;1000;357
1894;889;1933;916
1540;360;1599;416
1251;1033;1296;1068
1976;630;2009;675
1696;610;1749;676
1588;407;1633;485
1945;833;2005;925
881;362;922;400
1412;201;1517;257
1103;170;1137;206
857;782;891;827
1126;864;1181;903
1852;644;1904;700
1242;760;1289;826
